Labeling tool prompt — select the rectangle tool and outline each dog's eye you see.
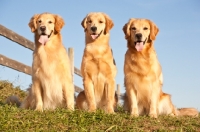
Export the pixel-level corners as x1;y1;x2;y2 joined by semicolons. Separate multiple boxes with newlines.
87;20;92;23
99;21;103;23
131;27;136;30
38;20;42;23
48;21;52;24
143;27;148;30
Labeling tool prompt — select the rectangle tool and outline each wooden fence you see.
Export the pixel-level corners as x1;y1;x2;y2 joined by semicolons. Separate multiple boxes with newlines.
0;24;121;97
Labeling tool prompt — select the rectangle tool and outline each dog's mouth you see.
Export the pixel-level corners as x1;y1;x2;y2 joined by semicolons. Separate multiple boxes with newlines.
38;31;53;45
134;38;147;52
90;30;103;40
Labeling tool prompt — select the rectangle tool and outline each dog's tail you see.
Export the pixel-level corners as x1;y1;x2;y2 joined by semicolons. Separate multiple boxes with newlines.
5;95;21;107
177;108;199;117
122;92;199;117
75;91;88;110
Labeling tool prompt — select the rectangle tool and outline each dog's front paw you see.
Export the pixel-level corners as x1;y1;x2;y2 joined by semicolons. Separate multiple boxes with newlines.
88;108;96;112
67;105;74;111
35;104;43;112
88;104;96;112
149;113;158;118
130;113;139;117
107;108;115;114
149;107;158;118
130;108;139;117
88;106;96;112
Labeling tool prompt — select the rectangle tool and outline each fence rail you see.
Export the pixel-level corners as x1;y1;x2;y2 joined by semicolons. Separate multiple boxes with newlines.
0;54;32;75
0;24;84;93
0;24;35;50
0;24;121;97
0;54;83;93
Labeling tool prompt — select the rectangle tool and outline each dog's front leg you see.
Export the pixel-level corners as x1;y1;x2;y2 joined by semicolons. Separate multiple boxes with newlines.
32;80;43;111
63;80;74;111
105;78;115;114
83;77;96;112
149;82;160;118
126;82;139;117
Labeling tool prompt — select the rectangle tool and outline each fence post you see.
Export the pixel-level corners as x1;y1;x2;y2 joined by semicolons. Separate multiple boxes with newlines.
117;84;120;105
68;48;74;84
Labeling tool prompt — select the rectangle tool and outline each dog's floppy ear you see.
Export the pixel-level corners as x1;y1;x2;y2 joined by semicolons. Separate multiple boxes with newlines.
54;15;65;32
148;20;159;41
28;14;39;32
123;19;135;39
103;13;114;34
81;15;88;32
122;23;129;39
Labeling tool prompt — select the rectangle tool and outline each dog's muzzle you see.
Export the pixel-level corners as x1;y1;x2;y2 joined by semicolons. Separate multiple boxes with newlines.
90;30;103;40
38;30;53;45
134;38;147;52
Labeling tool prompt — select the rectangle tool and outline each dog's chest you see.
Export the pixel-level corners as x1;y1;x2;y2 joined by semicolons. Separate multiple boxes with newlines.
32;50;60;77
86;44;107;56
86;45;109;63
125;52;160;88
130;54;152;75
84;45;113;76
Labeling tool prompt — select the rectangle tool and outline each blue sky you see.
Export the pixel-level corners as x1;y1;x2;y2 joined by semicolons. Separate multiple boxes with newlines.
0;0;199;109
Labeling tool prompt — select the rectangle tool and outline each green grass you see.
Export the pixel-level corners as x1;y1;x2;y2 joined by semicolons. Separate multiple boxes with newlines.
0;80;200;132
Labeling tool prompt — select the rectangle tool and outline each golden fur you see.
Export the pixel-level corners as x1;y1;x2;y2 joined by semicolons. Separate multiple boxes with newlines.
76;12;117;113
20;13;74;111
122;18;199;118
76;91;119;112
177;108;199;117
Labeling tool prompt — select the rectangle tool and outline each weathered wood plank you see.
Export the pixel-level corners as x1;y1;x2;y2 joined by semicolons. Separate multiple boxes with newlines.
74;85;83;93
0;24;82;77
0;24;35;50
0;54;32;75
68;48;74;82
74;67;82;77
0;54;84;92
0;54;122;96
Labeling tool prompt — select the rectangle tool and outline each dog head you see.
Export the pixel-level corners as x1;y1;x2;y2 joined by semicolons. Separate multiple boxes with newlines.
81;12;114;40
28;13;65;45
123;18;159;51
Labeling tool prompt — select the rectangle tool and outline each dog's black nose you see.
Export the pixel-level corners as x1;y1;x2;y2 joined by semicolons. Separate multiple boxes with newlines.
135;33;142;39
40;26;46;32
91;26;97;32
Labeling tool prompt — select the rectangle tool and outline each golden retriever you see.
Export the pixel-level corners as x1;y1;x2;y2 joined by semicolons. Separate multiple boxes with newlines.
122;18;199;118
10;13;74;111
76;12;117;113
